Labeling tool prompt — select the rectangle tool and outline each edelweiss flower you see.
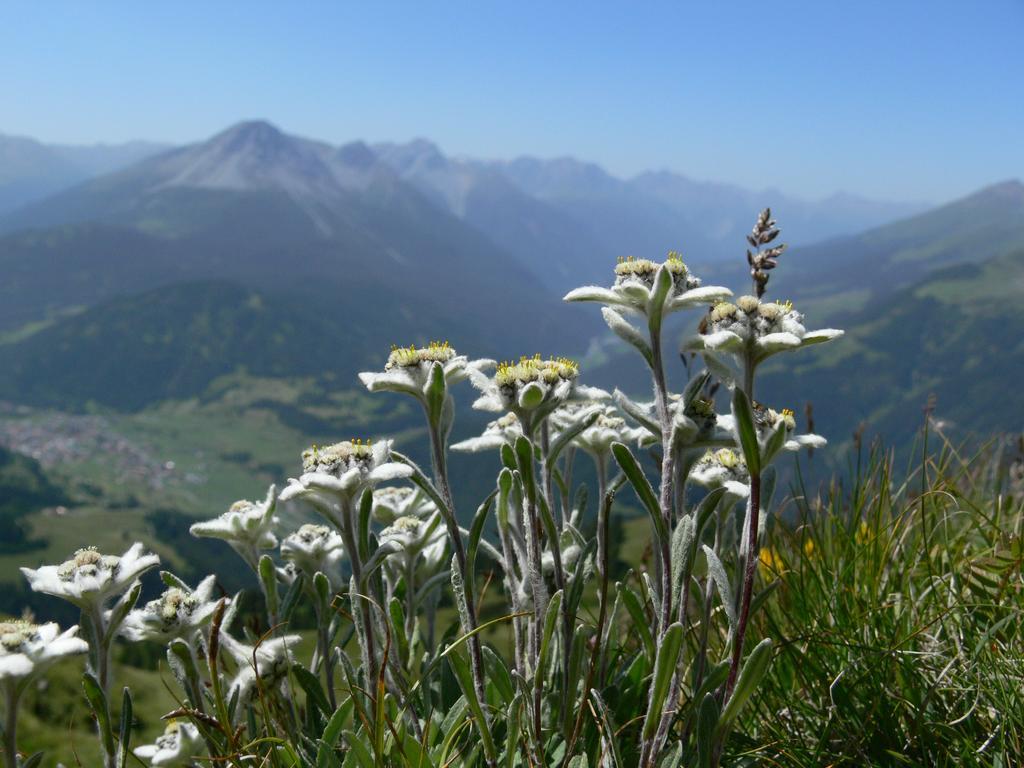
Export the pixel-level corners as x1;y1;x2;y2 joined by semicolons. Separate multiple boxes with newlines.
280;524;345;581
686;295;842;363
119;575;220;643
564;253;732;318
358;341;494;402
379;514;447;571
717;402;827;455
279;439;413;517
470;355;608;424
190;486;279;567
0;620;88;681
451;412;524;453
134;720;204;767
614;386;730;450
690;449;751;498
371;485;437;524
222;633;302;704
21;543;160;610
552;404;643;457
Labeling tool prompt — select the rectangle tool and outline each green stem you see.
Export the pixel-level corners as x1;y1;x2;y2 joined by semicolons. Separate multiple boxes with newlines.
3;683;20;768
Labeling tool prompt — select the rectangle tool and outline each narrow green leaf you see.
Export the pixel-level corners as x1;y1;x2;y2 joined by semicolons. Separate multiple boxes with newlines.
342;729;375;768
482;645;515;705
611;442;666;541
618;583;655;664
696;693;720;768
503;695;522;768
316;697;353;768
117;687;132;768
539;589;564;675
446;647;498;763
718;638;773;734
642;622;684;739
388;597;410;663
702;545;737;632
258;554;279;616
82;672;115;760
670;515;695;615
467;490;497;576
294;662;330;718
280;572;305;622
731;387;761;474
500;442;517;471
514;436;537;506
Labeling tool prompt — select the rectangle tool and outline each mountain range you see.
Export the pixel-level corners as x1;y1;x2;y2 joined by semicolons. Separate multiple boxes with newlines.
0;132;168;214
0;119;1020;455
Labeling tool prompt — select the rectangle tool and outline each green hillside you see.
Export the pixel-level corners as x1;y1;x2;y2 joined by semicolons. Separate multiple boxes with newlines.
0;444;68;554
758;245;1024;455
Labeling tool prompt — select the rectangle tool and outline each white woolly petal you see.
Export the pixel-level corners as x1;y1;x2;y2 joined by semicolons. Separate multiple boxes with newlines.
785;434;828;451
563;286;627;305
722;481;751;500
755;332;803;354
574;384;611;402
618;282;651;303
358;369;422;397
701;330;745;351
668;285;734;310
801;328;845;346
451;434;508;453
472;393;504;412
368;463;414;483
0;655;34;679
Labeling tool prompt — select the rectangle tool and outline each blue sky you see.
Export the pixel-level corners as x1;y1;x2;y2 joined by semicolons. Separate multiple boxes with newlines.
2;1;1021;202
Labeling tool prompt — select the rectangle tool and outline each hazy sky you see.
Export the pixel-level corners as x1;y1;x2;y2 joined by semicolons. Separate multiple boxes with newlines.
3;1;1021;202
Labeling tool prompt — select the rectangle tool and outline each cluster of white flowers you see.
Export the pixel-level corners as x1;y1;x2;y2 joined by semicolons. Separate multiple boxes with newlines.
565;252;732;319
371;485;437;524
691;448;751;498
21;543;160;610
379;514;447;572
190;486;280;567
134;720;204;767
280;523;345;585
0;619;88;682
469;354;609;427
687;294;843;363
120;576;220;644
280;439;413;514
358;341;494;404
552;403;644;457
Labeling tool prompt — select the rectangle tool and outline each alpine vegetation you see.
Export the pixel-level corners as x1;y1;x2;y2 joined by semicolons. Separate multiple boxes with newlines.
1;210;842;767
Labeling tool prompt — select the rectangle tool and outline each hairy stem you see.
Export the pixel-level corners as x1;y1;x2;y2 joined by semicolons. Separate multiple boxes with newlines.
540;422;573;738
649;322;676;636
726;357;759;698
426;417;493;748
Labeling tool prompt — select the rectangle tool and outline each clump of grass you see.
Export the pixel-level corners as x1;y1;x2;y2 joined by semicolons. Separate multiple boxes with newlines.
747;429;1024;766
